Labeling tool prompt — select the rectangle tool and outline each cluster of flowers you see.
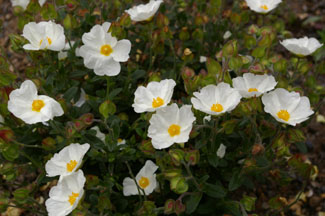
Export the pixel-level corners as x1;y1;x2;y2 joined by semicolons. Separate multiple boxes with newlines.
5;0;323;215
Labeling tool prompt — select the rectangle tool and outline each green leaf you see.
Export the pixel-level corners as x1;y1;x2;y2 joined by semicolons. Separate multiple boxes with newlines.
228;171;243;191
295;142;307;154
203;182;227;198
64;86;78;101
185;192;203;214
240;195;256;211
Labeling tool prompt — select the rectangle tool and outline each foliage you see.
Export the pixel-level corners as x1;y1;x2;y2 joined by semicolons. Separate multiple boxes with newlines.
1;0;324;215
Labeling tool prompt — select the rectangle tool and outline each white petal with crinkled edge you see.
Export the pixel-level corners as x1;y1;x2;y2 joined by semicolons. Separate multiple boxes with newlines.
132;79;176;113
148;103;195;149
45;143;90;177
191;83;242;116
123;160;158;196
8;80;64;124
45;170;86;216
280;37;323;56
91;126;105;142
232;73;277;98
262;88;314;126
125;0;163;22
245;0;282;13
79;22;131;76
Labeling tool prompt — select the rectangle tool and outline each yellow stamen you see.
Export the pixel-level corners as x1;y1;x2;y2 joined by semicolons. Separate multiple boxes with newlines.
152;97;164;108
211;103;223;113
47;37;52;45
260;5;268;10
66;160;78;172
248;88;258;92
32;100;45;112
100;44;113;56
118;138;123;143
68;192;79;206
277;110;290;122
39;39;43;46
138;176;150;189
168;124;181;137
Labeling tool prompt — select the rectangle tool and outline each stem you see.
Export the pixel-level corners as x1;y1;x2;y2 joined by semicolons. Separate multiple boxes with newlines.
125;161;147;201
168;38;177;80
106;76;110;100
148;23;153;72
221;58;229;82
14;141;43;149
182;161;202;191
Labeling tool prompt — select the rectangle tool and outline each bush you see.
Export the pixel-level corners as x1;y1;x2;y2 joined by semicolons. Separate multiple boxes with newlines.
1;0;324;215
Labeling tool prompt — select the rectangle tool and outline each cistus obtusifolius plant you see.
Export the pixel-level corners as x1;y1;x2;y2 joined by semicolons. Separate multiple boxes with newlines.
1;0;324;215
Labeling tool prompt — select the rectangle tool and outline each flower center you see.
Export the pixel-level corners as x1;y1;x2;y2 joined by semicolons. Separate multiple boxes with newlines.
32;100;45;112
211;103;223;113
47;37;52;45
277;110;290;122
118;138;123;143
248;88;258;92
68;192;79;206
260;5;268;10
138;176;150;189
39;37;52;46
152;97;164;108
66;160;78;172
168;124;181;137
100;44;113;56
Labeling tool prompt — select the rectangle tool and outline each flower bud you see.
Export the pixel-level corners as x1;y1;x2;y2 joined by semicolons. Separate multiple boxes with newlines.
148;72;161;82
79;113;94;125
179;27;190;41
170;177;189;194
0;128;14;143
99;100;116;119
247;24;259;35
169;149;185;166
164;199;175;214
73;120;85;131
222;40;238;57
251;144;265;155
174;200;186;215
118;113;129;121
181;67;195;79
185;150;200;165
139;140;156;155
156;13;169;27
163;169;182;179
42;137;56;150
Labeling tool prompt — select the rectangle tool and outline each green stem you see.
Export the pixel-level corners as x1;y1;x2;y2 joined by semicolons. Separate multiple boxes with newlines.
14;141;42;149
168;38;177;80
106;76;110;100
182;161;202;191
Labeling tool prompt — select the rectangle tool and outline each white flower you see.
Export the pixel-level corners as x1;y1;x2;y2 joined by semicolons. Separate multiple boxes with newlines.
0;114;4;124
7;80;64;124
22;21;65;51
73;88;86;107
91;126;105;142
148;103;195;149
45;143;90;178
261;88;314;126
79;22;131;76
223;31;232;40
123;160;158;196
232;73;277;98
117;138;126;146
11;0;46;10
132;79;176;113
45;170;86;216
280;37;323;56
125;0;163;22
191;83;242;116
245;0;282;13
216;144;226;158
199;56;207;63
